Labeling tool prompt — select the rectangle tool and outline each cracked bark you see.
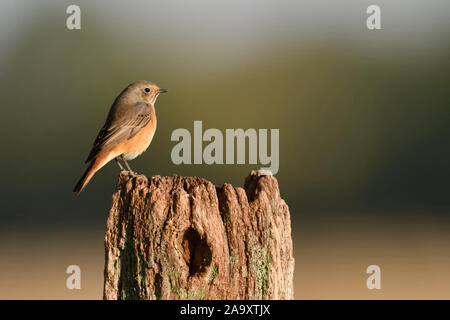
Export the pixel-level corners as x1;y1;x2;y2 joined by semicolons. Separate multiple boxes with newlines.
103;170;294;300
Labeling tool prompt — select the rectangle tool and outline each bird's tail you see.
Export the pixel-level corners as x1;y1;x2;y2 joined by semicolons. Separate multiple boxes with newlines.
73;154;107;194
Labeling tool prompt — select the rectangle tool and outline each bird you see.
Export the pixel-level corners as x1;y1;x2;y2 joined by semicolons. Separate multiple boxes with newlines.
73;80;167;194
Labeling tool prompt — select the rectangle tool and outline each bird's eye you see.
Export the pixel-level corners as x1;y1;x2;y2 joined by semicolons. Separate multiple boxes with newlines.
144;88;150;93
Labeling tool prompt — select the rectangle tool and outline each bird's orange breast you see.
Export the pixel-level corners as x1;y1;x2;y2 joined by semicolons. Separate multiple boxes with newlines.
107;105;157;161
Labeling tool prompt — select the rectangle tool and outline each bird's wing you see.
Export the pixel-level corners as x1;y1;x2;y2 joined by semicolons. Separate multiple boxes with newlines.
85;102;151;163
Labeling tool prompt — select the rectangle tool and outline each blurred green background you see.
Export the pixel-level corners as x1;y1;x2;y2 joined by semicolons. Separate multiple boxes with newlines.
0;0;449;299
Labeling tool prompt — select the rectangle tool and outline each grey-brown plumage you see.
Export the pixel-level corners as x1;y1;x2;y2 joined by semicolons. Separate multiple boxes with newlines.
86;102;152;163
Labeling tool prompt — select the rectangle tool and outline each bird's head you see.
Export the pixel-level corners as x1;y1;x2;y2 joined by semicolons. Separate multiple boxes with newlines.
124;80;168;105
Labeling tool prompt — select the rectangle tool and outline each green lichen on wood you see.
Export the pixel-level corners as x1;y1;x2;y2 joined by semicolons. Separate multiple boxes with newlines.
119;238;126;250
153;274;162;300
118;215;142;300
163;264;184;298
137;252;147;292
208;264;218;284
188;287;205;300
150;252;157;265
251;245;272;299
174;287;187;299
230;255;236;269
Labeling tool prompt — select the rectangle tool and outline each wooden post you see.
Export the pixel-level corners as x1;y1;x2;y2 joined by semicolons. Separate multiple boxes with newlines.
103;170;294;300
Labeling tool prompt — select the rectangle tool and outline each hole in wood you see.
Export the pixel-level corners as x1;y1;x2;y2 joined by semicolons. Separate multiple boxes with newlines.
180;227;212;276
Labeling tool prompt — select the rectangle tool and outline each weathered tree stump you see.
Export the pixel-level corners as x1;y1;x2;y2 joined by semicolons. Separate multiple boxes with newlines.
103;170;294;300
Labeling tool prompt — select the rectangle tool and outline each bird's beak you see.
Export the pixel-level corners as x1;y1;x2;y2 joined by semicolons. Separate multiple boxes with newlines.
158;88;168;94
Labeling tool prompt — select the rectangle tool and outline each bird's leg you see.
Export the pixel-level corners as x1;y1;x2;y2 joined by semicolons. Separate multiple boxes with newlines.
115;157;125;171
121;155;135;174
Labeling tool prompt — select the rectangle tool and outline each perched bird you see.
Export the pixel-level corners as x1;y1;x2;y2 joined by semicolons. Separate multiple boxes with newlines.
73;80;167;194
